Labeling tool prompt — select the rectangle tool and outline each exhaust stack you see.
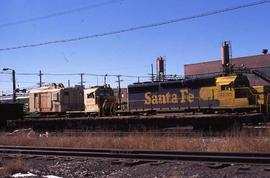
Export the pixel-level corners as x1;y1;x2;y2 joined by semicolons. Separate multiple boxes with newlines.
157;56;166;81
221;41;231;74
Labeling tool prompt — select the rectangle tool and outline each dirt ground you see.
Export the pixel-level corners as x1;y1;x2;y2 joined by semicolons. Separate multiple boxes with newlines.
1;154;270;178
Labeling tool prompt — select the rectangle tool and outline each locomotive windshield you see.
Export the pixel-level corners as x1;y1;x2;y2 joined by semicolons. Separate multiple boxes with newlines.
234;75;250;87
87;92;95;99
96;89;114;97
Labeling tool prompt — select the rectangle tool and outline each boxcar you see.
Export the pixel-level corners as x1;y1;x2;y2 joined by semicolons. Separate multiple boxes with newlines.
29;84;84;113
0;103;24;128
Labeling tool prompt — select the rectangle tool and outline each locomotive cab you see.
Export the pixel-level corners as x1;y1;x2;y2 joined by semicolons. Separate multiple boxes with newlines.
214;74;257;109
84;85;116;116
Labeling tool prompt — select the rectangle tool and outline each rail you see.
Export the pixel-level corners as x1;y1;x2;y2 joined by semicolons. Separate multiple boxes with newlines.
0;146;270;164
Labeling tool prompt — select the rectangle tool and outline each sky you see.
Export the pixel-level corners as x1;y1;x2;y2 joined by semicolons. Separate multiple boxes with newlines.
0;0;269;94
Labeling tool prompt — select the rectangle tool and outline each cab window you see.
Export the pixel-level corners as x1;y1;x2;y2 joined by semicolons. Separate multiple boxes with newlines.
52;93;59;101
87;92;95;99
221;85;231;91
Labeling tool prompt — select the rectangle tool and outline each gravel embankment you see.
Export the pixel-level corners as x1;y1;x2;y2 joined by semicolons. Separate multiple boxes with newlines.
1;155;270;178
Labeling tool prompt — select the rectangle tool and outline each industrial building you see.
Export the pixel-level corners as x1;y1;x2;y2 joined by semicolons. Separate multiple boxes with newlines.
184;52;270;86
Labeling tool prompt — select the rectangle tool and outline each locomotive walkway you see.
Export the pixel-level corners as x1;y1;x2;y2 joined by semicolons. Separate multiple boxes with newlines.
1;145;270;164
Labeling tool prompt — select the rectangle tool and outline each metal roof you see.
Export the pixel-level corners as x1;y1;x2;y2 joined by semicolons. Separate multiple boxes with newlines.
216;76;237;85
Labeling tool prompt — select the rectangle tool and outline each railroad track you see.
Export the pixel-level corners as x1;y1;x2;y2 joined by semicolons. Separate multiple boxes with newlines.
48;130;201;137
0;146;270;164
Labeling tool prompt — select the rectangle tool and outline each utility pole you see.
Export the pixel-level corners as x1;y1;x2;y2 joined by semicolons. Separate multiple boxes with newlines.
38;70;43;87
12;70;16;103
104;74;108;86
2;68;16;103
116;75;123;108
68;80;70;88
80;73;84;88
151;64;154;82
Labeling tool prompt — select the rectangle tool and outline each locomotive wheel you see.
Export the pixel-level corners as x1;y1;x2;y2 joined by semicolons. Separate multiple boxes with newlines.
110;103;118;116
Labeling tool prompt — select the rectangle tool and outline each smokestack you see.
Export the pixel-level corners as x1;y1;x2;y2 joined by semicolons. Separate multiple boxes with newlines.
157;56;165;81
222;41;230;66
221;41;231;74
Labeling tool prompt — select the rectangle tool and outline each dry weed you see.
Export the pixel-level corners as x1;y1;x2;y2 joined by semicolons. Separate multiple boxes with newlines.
0;131;270;152
0;157;29;177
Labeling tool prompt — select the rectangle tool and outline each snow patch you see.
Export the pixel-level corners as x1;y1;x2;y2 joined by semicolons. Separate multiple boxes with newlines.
12;172;36;177
43;175;63;178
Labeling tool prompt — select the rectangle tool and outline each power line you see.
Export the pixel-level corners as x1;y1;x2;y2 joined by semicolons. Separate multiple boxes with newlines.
0;0;124;28
16;72;39;75
0;80;36;84
43;73;81;76
0;0;269;52
0;71;11;74
0;71;149;78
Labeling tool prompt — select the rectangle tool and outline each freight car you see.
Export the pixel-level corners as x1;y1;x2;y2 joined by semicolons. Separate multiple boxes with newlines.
29;83;84;114
0;103;24;129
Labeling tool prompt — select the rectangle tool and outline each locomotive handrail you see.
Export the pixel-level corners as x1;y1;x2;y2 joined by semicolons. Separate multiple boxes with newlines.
233;86;261;103
233;86;259;95
226;86;270;114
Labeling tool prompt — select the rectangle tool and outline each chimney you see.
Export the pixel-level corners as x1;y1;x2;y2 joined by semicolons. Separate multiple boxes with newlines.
156;56;165;81
221;41;231;74
221;41;230;66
